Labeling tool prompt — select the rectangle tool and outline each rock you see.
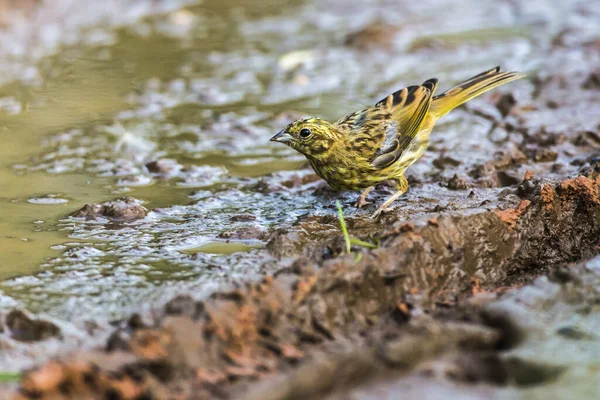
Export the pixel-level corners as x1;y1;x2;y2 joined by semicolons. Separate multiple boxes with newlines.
145;159;182;175
517;179;537;198
71;197;147;221
249;180;283;194
526;148;559;163
217;226;264;240
5;310;60;342
582;71;600;90
496;170;521;187
230;214;257;222
447;174;470;190
573;130;600;147
495;93;517;118
164;295;203;318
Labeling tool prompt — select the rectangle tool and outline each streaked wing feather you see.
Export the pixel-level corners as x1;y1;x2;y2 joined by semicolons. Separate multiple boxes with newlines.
371;78;437;169
433;66;500;101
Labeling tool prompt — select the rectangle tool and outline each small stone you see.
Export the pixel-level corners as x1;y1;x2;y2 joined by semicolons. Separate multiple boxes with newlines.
550;163;564;173
146;159;182;175
230;214;257;222
526;148;559;163
582;71;600;90
496;171;521;187
447;174;470;190
164;295;197;316
556;326;595;340
249;180;282;194
5;310;61;342
344;22;399;50
495;93;517;118
573;130;600;147
71;197;147;221
517;179;536;197
399;222;415;232
217;226;263;240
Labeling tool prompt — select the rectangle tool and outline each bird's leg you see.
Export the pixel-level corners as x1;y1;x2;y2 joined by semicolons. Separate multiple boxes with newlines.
371;176;408;220
354;187;373;208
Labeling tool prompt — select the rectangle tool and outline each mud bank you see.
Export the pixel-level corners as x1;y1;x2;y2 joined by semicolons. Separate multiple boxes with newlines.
10;174;600;399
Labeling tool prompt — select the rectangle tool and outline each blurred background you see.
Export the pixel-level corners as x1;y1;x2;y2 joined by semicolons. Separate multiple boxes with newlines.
0;0;598;322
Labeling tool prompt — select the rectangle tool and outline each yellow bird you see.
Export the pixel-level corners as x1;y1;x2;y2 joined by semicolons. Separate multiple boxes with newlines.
271;66;525;219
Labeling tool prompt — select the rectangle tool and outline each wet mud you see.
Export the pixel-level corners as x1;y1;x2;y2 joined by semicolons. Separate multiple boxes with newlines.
0;0;599;398
10;175;600;399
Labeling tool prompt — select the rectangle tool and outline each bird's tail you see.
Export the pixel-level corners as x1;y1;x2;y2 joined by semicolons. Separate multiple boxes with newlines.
429;67;525;119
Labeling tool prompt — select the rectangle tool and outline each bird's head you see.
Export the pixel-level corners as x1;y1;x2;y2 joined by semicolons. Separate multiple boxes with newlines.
270;118;340;160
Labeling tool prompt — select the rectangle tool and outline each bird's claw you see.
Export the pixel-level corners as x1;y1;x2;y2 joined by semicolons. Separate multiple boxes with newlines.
371;206;394;221
354;197;372;209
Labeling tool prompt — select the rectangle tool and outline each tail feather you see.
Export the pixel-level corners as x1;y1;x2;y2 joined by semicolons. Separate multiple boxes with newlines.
429;66;525;119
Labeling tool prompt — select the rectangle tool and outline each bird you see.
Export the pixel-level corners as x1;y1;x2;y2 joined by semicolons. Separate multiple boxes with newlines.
270;66;525;220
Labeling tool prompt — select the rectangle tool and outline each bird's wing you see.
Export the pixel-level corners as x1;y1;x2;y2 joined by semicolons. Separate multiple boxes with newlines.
333;79;438;169
369;78;438;169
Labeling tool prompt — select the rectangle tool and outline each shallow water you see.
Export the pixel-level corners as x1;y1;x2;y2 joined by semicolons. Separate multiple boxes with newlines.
0;0;598;322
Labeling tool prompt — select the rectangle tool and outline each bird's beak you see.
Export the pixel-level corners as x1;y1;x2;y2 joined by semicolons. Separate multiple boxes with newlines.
270;130;293;143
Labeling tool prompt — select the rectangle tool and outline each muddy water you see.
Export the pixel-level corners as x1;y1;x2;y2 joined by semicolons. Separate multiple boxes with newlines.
0;0;598;323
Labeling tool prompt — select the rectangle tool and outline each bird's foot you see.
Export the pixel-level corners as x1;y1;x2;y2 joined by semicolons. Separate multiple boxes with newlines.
354;197;372;209
371;206;394;221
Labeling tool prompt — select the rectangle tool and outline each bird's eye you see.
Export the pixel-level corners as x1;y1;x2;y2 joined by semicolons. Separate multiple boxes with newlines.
299;128;312;139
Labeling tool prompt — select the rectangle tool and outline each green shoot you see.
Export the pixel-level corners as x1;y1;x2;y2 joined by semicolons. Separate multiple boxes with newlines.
350;237;378;249
336;201;351;254
336;201;379;259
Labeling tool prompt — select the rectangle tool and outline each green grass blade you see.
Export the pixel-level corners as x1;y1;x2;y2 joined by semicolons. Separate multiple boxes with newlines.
0;372;21;382
349;237;378;249
336;201;351;254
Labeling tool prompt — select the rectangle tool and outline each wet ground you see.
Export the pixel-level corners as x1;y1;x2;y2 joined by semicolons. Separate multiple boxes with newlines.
0;0;599;398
